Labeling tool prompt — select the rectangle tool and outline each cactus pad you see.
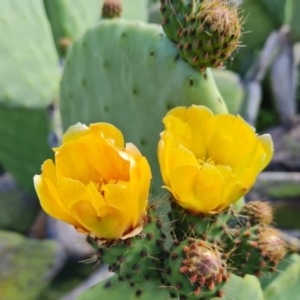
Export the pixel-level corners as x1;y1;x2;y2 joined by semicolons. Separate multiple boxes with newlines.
60;18;227;195
0;0;59;108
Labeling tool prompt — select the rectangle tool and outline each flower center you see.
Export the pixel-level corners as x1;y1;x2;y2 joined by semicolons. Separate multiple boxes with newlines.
198;157;215;168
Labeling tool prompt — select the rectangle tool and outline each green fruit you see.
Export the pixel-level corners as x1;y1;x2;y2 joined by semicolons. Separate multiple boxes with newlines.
160;0;241;71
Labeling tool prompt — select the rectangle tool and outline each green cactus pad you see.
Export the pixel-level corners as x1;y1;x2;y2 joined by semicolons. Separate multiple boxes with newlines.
0;175;40;233
77;274;169;300
43;0;101;57
222;274;264;300
0;107;52;194
0;230;64;300
263;254;300;300
60;18;227;195
0;0;59;108
212;69;245;114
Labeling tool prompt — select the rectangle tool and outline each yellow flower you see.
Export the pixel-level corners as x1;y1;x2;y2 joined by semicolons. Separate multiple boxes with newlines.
34;122;152;240
158;105;273;214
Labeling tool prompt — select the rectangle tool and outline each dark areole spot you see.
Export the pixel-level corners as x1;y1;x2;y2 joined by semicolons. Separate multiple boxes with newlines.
217;97;222;104
135;289;142;297
104;105;109;112
189;78;194;86
104;281;112;288
140;138;146;146
150;50;154;57
203;73;207;80
166;102;173;110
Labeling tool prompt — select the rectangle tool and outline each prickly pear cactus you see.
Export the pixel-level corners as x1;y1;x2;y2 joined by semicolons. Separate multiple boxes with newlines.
60;18;227;195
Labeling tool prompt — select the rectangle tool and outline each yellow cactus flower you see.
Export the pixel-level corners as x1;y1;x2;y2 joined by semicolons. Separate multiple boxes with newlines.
34;122;151;240
158;105;273;214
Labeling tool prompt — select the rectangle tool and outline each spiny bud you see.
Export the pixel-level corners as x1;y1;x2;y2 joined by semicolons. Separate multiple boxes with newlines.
102;0;122;19
160;0;242;71
180;240;228;286
241;201;273;226
258;228;286;264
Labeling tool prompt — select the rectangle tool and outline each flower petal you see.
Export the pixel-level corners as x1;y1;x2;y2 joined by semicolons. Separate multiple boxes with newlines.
257;134;274;171
57;178;105;211
169;164;224;213
62;123;90;144
34;162;81;228
70;200;128;239
186;105;213;159
55;133;130;184
163;115;191;149
89;123;124;148
206;114;259;171
170;144;199;171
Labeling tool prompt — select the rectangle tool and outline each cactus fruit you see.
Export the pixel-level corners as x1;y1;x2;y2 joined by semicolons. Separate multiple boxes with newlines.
165;238;228;299
241;201;273;226
160;0;242;71
102;0;123;19
223;222;286;277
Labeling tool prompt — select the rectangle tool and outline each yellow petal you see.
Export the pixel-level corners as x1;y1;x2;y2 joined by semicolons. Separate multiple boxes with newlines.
101;181;136;226
213;165;247;211
89;123;124;148
158;132;178;186
169;164;224;213
257;134;274;171
169;144;199;171
55;133;130;184
166;106;189;120
125;142;142;158
206;114;258;171
34;173;81;227
70;201;128;239
163;115;191;149
186;105;213;159
129;156;151;222
62;123;90;144
57;178;104;211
